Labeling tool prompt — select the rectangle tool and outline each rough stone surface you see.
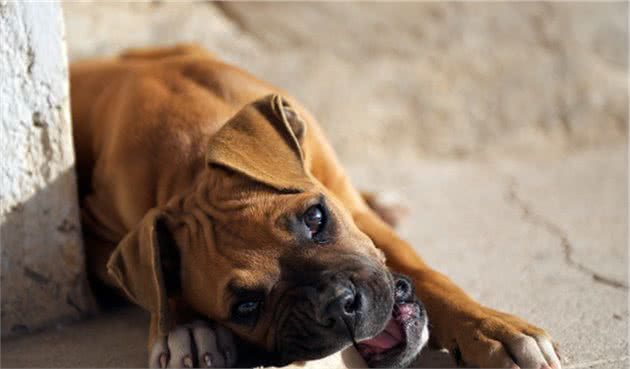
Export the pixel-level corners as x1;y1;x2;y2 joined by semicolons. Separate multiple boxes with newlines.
0;1;94;337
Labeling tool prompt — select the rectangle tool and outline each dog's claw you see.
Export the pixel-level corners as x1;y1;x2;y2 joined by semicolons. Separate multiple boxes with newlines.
203;353;212;368
159;353;168;368
183;356;193;368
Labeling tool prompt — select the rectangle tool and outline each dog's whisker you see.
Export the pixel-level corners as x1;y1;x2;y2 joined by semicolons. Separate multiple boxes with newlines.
341;315;360;350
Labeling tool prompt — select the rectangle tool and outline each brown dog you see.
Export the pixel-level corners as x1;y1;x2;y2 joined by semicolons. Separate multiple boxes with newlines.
70;45;561;369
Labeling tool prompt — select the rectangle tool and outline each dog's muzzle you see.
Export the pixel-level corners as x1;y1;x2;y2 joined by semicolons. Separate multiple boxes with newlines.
273;254;395;363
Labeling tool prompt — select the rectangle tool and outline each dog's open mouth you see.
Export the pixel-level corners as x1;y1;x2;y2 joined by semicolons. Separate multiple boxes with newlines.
353;275;428;368
356;302;421;365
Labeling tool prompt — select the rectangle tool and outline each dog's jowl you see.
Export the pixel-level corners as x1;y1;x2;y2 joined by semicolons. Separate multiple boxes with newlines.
71;45;561;368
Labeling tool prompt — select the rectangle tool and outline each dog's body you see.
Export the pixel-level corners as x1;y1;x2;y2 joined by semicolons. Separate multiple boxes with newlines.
71;45;561;368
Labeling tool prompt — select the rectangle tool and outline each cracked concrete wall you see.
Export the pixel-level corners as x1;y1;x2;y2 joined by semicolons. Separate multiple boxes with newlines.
0;1;94;337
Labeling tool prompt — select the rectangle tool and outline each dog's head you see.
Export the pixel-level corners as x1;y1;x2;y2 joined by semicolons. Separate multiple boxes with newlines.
107;95;425;365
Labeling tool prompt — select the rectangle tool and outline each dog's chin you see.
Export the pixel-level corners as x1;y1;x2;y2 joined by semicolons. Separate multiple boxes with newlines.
355;300;429;368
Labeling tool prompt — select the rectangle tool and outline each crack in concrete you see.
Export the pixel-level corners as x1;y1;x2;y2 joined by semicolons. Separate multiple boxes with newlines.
504;175;628;290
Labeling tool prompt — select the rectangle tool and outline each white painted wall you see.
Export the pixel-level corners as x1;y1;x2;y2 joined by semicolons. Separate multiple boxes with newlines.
0;0;94;337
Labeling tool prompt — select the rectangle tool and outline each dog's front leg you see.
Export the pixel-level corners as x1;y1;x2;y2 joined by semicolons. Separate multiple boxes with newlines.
147;313;237;368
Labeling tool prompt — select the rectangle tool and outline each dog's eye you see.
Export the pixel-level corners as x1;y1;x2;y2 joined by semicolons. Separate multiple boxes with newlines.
236;301;260;316
232;300;263;326
303;205;325;236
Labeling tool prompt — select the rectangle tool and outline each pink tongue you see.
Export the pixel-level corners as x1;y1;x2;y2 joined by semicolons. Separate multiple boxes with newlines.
358;317;403;352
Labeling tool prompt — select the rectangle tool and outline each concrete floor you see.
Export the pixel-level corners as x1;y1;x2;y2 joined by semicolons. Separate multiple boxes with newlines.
2;144;627;368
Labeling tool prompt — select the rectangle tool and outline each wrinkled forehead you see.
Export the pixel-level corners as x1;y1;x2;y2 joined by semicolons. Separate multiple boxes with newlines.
208;188;342;270
212;182;369;256
213;188;321;235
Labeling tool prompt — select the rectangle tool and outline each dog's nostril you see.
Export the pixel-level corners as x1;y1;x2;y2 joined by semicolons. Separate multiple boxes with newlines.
339;291;355;316
343;292;360;315
343;299;353;314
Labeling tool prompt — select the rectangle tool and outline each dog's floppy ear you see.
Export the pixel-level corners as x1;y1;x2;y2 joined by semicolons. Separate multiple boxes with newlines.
206;94;312;192
269;94;307;142
106;208;179;336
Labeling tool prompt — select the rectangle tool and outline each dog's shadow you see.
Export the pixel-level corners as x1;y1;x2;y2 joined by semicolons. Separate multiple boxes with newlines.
411;348;458;368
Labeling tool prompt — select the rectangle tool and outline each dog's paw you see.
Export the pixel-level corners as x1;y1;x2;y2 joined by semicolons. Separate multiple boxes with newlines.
453;309;561;369
149;321;237;368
